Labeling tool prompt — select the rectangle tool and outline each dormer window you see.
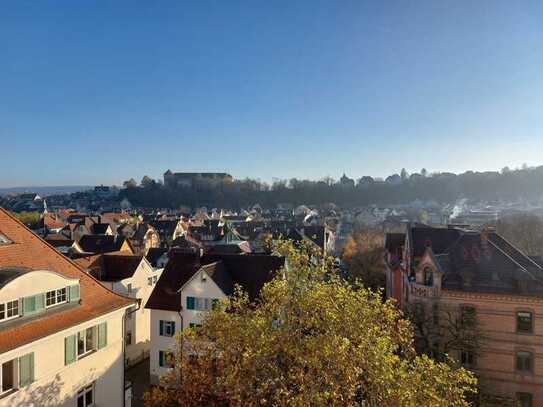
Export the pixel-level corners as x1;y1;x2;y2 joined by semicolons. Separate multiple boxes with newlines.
0;233;11;245
46;288;67;307
0;300;19;321
424;267;434;286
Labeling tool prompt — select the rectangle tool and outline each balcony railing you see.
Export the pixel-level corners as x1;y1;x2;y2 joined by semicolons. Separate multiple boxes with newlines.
409;283;439;298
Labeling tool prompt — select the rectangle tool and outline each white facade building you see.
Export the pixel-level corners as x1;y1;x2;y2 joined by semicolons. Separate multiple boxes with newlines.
76;252;162;367
0;208;134;407
145;250;284;385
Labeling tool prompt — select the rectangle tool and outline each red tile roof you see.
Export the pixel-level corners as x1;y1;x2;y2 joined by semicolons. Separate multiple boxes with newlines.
0;208;133;354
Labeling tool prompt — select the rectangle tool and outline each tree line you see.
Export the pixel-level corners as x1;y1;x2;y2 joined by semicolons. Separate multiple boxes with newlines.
119;165;543;209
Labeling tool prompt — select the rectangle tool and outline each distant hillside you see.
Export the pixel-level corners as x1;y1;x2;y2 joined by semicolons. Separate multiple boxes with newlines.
119;166;543;209
0;186;92;197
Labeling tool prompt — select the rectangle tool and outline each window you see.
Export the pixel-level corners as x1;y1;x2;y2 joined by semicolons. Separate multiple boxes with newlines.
0;234;11;245
65;323;106;366
461;350;475;368
77;327;96;357
432;302;439;326
517;312;533;334
147;277;153;286
0;300;19;321
46;288;67;307
0;353;34;395
423;267;433;286
461;306;476;327
77;384;94;407
159;320;176;337
516;351;533;373
46;290;56;307
159;351;175;368
153;276;158;284
1;360;15;394
516;392;533;407
57;288;67;303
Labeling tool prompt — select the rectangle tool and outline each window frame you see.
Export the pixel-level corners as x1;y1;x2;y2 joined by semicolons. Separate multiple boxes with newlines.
163;321;175;337
77;327;97;358
460;305;476;328
460;349;476;368
516;392;533;407
0;299;20;322
0;359;17;395
46;287;68;309
423;266;434;286
516;350;534;374
516;310;534;334
77;383;95;407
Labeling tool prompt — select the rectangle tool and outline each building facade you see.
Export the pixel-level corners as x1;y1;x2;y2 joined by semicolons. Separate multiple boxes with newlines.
0;208;134;406
385;224;543;406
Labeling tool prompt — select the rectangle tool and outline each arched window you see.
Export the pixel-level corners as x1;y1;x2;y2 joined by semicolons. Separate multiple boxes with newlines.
424;267;434;286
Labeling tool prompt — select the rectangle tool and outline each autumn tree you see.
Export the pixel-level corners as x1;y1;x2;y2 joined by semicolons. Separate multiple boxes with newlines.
145;241;476;407
495;213;543;256
341;227;386;291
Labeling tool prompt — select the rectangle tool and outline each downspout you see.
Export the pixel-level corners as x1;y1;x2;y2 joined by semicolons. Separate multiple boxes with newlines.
123;298;142;407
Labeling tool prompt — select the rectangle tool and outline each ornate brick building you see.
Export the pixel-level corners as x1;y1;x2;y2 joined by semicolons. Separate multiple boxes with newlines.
385;224;543;406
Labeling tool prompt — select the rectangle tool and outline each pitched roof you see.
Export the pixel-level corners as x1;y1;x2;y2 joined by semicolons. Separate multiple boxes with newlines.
145;252;284;311
89;252;144;282
201;253;285;301
0;208;133;354
78;234;127;254
145;251;201;311
145;247;168;267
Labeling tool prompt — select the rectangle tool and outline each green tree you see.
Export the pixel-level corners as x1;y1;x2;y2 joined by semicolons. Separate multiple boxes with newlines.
123;178;138;189
13;211;40;228
145;241;476;407
141;175;155;187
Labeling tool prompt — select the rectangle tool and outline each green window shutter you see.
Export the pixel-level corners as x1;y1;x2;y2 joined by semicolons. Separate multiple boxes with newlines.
69;285;80;302
35;294;45;312
172;321;176;333
64;335;76;365
19;353;35;387
23;296;37;314
159;351;164;367
98;322;108;349
186;296;195;310
159;320;164;336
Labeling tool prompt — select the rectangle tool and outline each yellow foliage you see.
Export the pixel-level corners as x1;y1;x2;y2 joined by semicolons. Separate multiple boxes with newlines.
145;241;476;407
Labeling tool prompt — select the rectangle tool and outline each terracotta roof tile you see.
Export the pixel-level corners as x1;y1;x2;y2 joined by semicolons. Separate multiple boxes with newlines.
0;208;133;354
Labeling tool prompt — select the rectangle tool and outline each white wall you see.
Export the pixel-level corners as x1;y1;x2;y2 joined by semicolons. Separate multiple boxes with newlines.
0;271;78;303
104;259;161;367
180;269;226;330
0;308;127;407
149;269;227;385
149;309;180;385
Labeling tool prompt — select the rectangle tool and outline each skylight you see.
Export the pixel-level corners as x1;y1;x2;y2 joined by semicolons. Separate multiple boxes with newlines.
0;233;12;245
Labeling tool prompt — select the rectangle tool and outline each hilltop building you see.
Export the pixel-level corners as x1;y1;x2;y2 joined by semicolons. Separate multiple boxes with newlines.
163;170;233;189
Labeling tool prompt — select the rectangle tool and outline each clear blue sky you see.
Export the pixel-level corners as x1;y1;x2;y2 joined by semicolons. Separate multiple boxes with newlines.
1;1;542;187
